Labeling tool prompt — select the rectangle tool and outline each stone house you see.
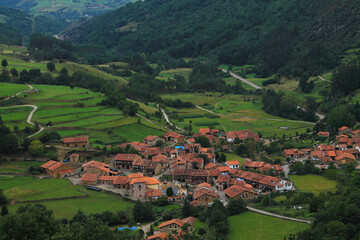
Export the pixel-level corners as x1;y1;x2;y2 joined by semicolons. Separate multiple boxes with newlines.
63;137;89;148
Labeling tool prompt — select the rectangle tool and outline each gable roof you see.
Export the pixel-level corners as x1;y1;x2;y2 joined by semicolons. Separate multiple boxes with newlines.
158;219;184;228
81;174;99;182
41;160;58;169
144;135;159;141
63;136;89;144
115;154;139;161
242;161;265;168
147;232;168;240
226;160;240;166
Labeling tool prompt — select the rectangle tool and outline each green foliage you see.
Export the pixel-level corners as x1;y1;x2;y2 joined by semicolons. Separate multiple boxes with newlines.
327;105;357;133
28;140;45;156
332;60;360;97
132;201;155;223
47;62;56;72
1;59;7;67
166;187;174;197
227;198;246;216
195;135;211;148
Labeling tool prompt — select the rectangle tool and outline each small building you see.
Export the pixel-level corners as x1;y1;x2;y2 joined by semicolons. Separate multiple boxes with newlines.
353;129;360;138
282;149;306;159
192;182;219;206
81;174;99;185
335;152;356;165
63;136;89;148
338;126;353;135
224;184;259;201
69;153;80;162
114;154;142;170
158;217;196;234
226;160;240;169
82;160;118;176
145;161;162;176
143;135;160;146
317;132;330;138
147;232;168;240
163;132;184;143
41;160;74;178
226;130;259;143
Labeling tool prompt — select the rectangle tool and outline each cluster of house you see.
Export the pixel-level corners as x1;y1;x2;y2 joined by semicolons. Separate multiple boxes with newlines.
147;217;196;240
41;128;291;206
284;126;360;165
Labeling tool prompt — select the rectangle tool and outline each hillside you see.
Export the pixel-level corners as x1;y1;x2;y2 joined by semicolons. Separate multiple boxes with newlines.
0;7;68;45
0;0;133;21
61;0;360;74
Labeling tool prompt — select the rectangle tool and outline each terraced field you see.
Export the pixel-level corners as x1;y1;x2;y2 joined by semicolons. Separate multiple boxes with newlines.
0;83;165;147
161;92;313;137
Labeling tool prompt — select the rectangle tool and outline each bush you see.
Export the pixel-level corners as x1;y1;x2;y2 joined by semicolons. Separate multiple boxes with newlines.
204;113;220;118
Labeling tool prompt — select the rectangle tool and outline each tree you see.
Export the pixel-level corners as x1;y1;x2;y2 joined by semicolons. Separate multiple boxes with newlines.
1;205;8;216
195;135;211;148
227;198;246;216
1;59;8;67
0;189;7;206
133;201;155;223
28;140;45;156
47;62;56;72
166;187;174;197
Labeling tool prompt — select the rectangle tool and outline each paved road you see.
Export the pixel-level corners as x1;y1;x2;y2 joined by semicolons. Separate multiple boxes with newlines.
246;206;313;224
318;76;331;83
221;68;262;89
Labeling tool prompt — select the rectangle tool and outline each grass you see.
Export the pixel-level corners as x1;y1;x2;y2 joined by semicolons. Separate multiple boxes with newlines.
4;176;134;219
0;83;29;98
0;161;43;173
112;123;165;142
157;68;192;81
228;211;309;240
224;153;246;165
290;175;337;194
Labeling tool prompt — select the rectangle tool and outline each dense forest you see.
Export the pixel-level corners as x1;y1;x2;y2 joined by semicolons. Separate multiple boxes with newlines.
0;7;68;45
61;0;360;74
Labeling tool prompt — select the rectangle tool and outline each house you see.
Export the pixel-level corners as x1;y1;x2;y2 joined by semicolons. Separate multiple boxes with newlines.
226;130;259;143
69;153;80;162
143;135;160;146
82;160;118;176
41;160;74;178
242;161;265;170
224;184;259;201
353;129;360;137
216;174;231;190
191;183;219;206
81;174;99;185
335;152;356;165
258;176;292;192
147;232;168;240
145;161;162;175
114;154;142;170
172;169;208;185
130;176;161;200
113;176;130;189
226;160;240;169
310;150;323;160
218;166;231;174
336;135;349;144
282;149;306;159
338;126;353;135
205;162;220;170
317;132;330;138
158;217;196;234
145;188;163;201
118;141;149;152
184;143;200;153
163;132;184;143
63;137;89;148
259;164;284;175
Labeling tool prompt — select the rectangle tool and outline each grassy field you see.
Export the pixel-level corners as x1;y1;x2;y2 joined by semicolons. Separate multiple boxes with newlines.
228;211;309;240
161;92;313;137
0;83;29;98
224;153;246;165
0;82;165;147
290;175;337;194
157;68;192;81
3;176;134;219
0;161;43;173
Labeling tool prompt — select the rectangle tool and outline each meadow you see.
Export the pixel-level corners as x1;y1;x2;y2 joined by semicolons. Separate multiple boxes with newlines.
228;211;309;240
161;92;313;137
290;175;337;194
224;153;246;165
0;161;43;174
0;82;29;98
0;83;165;147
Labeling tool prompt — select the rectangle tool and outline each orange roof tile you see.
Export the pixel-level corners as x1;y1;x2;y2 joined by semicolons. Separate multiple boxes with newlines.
63;136;89;144
41;160;58;169
81;174;99;182
130;177;160;185
148;232;168;240
158;219;184;228
218;166;231;172
226;160;239;166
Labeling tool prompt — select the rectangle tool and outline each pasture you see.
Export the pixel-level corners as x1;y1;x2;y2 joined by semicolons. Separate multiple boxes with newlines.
224;153;246;165
161;92;313;137
0;83;29;98
3;176;134;219
228;211;309;240
0;83;165;147
0;161;43;174
290;175;337;194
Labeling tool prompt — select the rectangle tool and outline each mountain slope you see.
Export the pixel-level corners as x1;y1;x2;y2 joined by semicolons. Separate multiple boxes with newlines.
0;7;69;45
61;0;360;74
0;0;133;21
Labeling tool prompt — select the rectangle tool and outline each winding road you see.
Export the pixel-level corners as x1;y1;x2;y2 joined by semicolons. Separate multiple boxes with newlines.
1;85;44;138
221;68;262;89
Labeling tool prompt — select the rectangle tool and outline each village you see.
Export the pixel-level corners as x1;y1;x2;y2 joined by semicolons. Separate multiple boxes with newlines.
38;125;360;239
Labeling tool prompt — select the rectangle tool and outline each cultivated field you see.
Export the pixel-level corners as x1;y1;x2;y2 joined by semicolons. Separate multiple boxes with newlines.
228;211;309;240
0;82;29;98
290;175;337;194
0;161;43;174
161;92;313;137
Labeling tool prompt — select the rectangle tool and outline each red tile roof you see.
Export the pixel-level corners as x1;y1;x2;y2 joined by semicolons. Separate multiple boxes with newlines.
147;232;168;240
339;126;349;131
144;135;159;141
41;160;58;169
218;166;231;172
242;161;265;168
158;219;184;228
164;132;183;139
63;136;89;144
58;169;74;175
113;176;130;185
114;154;139;161
226;160;239;166
205;162;220;170
81;174;99;182
48;162;64;171
146;188;163;198
130;177;160;185
200;128;210;134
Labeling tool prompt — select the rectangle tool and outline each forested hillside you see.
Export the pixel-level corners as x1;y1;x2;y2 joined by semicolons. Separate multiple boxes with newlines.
61;0;360;75
0;0;133;21
0;7;68;45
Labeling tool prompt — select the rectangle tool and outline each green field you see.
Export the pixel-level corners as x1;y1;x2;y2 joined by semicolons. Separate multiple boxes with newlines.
0;82;165;147
157;68;192;81
290;175;337;194
224;153;246;165
228;211;309;240
0;161;43;173
0;83;29;98
161;92;313;137
3;176;134;219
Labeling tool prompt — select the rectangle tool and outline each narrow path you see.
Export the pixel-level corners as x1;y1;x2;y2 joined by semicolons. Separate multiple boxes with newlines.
4;84;33;101
136;113;171;131
318;76;331;83
1;85;44;138
246;206;313;224
158;106;185;132
220;68;262;89
195;105;315;125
